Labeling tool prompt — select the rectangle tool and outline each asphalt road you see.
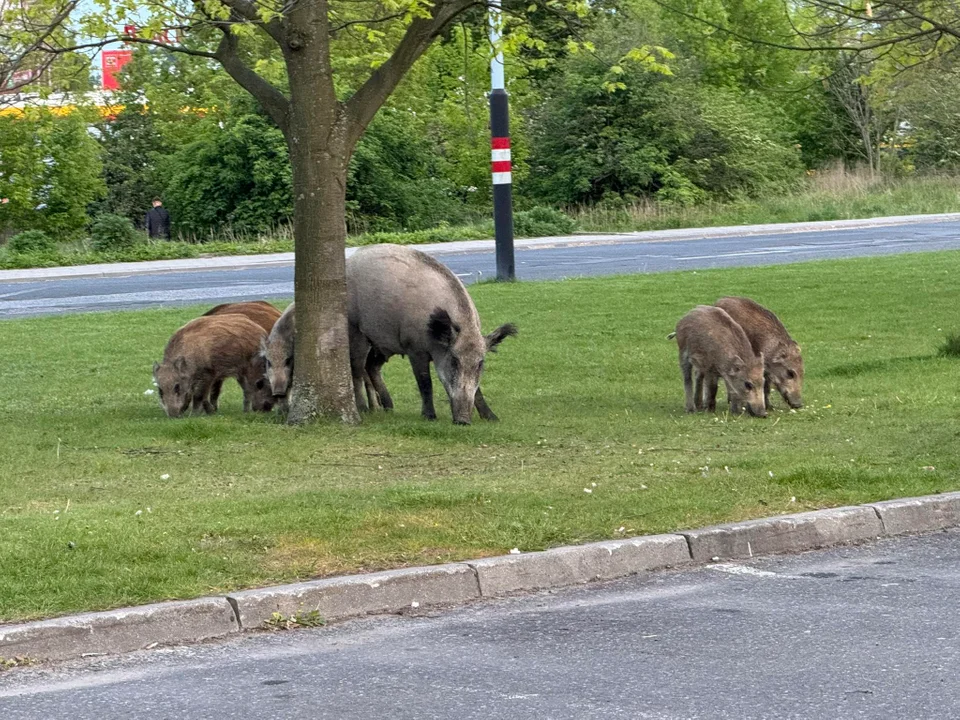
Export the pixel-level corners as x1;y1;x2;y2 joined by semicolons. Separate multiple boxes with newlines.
2;530;958;719
2;219;960;317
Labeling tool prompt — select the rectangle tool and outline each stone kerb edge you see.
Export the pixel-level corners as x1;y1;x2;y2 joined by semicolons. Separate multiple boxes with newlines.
4;492;960;662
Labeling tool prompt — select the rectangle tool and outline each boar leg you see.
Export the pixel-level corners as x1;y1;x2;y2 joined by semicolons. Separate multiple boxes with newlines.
209;379;223;412
763;373;773;410
349;335;373;412
705;373;720;413
693;369;705;412
364;372;382;411
410;352;437;420
474;387;499;421
681;357;696;413
366;349;393;411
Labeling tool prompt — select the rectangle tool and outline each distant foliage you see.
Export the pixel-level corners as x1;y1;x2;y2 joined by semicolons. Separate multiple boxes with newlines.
525;15;803;207
7;229;56;254
160;114;293;237
0;109;105;240
514;207;577;237
90;214;143;252
96;107;168;228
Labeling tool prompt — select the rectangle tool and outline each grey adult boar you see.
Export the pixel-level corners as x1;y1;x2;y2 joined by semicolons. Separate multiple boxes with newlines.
672;305;766;417
347;244;517;424
260;302;389;411
715;296;804;409
153;315;272;417
203;300;282;334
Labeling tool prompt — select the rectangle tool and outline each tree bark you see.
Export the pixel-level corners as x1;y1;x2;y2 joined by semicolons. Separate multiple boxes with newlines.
281;3;360;425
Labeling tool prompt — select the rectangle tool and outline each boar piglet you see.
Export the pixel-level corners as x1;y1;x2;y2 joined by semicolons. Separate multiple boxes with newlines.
715;296;804;409
259;301;390;413
261;302;296;412
153;315;269;418
673;305;766;418
203;300;282;334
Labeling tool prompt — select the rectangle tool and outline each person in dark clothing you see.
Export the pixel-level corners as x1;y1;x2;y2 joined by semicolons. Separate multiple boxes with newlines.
145;198;171;240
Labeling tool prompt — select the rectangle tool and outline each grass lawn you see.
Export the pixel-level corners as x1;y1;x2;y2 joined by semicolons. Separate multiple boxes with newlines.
2;250;959;622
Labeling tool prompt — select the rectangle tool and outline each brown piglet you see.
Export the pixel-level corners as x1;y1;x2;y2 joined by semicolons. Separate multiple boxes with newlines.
203;301;282;334
715;296;803;410
153;315;273;417
672;305;766;417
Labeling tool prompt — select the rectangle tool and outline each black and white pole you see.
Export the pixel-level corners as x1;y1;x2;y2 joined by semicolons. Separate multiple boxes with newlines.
489;0;515;281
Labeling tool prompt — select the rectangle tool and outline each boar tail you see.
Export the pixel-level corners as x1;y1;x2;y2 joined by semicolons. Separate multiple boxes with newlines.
666;331;677;340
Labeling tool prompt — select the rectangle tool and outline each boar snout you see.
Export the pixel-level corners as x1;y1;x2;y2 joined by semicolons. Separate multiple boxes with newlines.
747;403;768;418
450;392;474;425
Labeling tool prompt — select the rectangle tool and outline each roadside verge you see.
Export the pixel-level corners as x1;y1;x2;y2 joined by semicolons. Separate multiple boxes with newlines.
2;491;959;662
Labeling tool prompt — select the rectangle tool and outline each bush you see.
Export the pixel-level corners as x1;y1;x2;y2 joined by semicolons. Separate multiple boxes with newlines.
513;207;577;237
90;214;142;252
7;230;56;254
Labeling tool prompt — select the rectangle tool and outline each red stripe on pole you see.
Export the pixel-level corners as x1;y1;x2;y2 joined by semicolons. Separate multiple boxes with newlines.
491;160;512;173
491;137;511;150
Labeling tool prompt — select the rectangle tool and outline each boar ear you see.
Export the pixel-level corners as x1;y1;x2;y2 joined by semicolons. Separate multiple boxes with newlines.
730;355;744;374
173;357;188;374
428;308;458;347
486;323;518;352
757;352;765;366
153;361;161;376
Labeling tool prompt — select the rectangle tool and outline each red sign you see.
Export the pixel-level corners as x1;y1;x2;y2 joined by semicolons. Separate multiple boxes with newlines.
101;50;133;91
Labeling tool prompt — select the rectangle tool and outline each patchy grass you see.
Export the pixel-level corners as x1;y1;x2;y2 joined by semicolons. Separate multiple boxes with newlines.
2;250;960;621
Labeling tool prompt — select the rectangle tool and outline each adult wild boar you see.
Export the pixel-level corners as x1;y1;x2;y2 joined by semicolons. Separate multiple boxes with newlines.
153;315;274;417
672;305;766;417
715;296;804;409
347;244;517;424
203;300;282;334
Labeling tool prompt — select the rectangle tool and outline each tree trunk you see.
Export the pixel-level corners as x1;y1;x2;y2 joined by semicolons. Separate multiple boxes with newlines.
283;47;360;425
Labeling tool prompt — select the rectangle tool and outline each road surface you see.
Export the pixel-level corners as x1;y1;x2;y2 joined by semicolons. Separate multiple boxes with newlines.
1;530;957;719
2;219;960;317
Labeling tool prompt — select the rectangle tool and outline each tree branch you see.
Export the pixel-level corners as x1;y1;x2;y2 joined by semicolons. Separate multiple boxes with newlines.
213;27;290;131
219;0;283;43
342;0;480;146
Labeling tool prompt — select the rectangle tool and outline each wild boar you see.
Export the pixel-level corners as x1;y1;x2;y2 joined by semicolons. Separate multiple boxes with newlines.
260;306;391;413
347;244;517;424
715;296;804;409
261;302;296;402
203;300;282;334
672;305;766;417
153;315;271;417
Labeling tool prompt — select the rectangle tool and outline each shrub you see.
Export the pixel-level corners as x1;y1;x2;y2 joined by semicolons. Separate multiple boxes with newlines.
513;207;577;237
90;214;142;252
7;229;56;254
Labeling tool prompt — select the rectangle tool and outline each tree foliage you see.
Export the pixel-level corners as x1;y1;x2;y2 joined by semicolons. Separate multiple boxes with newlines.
0;109;105;239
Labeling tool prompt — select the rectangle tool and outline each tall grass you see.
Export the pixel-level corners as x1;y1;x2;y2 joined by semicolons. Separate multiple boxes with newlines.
571;167;960;233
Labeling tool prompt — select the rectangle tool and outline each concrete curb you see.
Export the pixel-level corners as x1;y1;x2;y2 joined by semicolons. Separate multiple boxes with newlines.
3;491;959;662
469;534;690;596
3;212;959;282
227;563;480;630
681;506;884;562
0;597;237;663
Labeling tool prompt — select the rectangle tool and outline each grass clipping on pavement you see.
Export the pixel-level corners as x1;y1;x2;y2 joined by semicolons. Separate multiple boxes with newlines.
1;250;958;621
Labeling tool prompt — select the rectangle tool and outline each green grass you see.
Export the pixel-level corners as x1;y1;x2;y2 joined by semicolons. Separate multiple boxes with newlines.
2;250;960;621
4;173;960;270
